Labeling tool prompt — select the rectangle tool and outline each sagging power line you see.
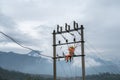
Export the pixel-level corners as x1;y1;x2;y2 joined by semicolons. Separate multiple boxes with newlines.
0;31;33;51
0;31;52;58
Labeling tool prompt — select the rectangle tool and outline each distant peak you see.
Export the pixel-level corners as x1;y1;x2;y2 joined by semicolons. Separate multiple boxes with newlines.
28;50;42;57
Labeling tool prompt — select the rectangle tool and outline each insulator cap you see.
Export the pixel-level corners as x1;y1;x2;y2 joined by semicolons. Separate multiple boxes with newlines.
58;41;61;44
60;27;62;32
74;38;76;42
66;39;68;43
57;25;59;32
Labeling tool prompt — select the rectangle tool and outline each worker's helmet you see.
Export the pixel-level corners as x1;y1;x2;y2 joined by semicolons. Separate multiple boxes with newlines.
68;46;75;52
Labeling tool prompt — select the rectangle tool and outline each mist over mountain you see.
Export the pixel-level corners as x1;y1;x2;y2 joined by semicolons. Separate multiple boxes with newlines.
0;51;52;75
0;51;119;76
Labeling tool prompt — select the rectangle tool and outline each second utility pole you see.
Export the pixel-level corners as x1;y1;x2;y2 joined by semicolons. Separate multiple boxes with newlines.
81;25;85;80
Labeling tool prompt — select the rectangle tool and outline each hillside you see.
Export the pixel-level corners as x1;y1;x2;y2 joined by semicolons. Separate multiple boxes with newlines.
0;67;53;80
86;73;120;80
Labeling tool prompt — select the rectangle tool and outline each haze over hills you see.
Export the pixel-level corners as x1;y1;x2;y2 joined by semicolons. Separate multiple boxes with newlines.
0;51;52;75
0;51;119;77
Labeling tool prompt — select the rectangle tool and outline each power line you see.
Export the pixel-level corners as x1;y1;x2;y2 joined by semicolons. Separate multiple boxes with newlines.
57;61;69;78
87;61;118;80
85;44;120;79
0;31;33;51
61;34;67;41
77;30;81;35
86;61;102;80
0;31;52;58
85;41;120;74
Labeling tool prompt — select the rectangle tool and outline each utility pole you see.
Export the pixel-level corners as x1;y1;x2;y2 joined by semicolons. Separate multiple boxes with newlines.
53;30;57;80
81;25;85;80
52;21;85;80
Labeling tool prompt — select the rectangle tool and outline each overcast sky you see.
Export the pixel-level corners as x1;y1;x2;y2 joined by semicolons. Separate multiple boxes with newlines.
0;0;120;67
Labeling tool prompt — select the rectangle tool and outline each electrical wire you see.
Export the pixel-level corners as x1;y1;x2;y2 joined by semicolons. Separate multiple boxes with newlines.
60;34;69;48
68;32;76;38
86;61;104;80
0;31;53;58
83;30;120;74
85;41;120;74
87;60;117;80
85;44;115;80
77;30;81;35
67;62;75;77
85;43;120;77
61;34;67;41
57;61;69;78
72;60;78;80
85;44;116;73
67;32;78;48
0;31;33;51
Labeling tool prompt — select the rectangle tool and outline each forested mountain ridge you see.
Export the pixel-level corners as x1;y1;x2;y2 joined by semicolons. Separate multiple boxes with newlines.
0;67;120;80
85;73;120;80
0;67;53;80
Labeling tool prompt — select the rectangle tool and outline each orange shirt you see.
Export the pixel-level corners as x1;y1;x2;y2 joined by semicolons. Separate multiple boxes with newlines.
68;46;75;55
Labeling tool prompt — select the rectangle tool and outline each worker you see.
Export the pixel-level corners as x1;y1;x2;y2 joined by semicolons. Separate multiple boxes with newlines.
65;46;75;62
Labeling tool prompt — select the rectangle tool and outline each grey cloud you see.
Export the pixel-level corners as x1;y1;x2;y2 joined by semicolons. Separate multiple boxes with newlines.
0;13;41;50
80;0;120;62
0;13;16;28
1;0;86;23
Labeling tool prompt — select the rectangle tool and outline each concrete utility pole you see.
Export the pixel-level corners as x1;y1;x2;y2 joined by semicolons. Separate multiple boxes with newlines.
53;30;57;80
52;21;85;80
81;25;85;80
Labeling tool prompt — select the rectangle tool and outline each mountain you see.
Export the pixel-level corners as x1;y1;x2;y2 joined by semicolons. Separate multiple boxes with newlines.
85;56;120;74
0;51;120;76
28;50;42;57
0;51;52;75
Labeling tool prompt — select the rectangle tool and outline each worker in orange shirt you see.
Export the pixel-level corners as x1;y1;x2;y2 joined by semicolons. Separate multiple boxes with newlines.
65;46;75;62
